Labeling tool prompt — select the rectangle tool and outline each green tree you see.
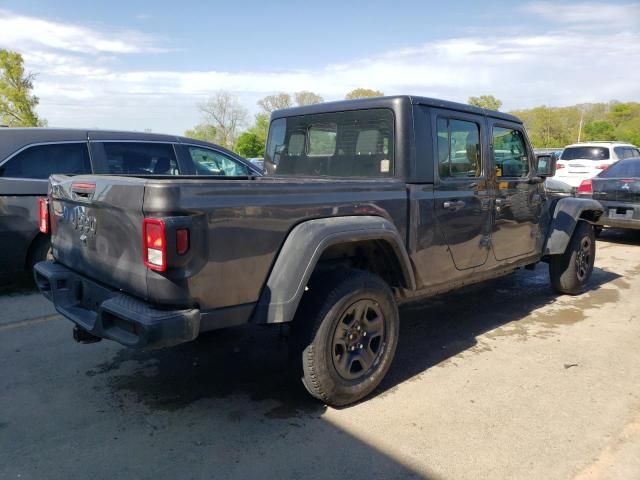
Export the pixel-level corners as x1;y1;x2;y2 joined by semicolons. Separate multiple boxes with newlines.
614;116;640;146
468;95;502;111
345;88;384;100
0;49;44;127
235;131;264;157
295;91;323;106
258;93;292;113
184;123;217;142
250;112;269;144
509;100;640;148
583;120;615;141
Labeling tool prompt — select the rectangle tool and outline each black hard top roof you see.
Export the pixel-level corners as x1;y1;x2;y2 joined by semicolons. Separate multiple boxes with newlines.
270;95;522;124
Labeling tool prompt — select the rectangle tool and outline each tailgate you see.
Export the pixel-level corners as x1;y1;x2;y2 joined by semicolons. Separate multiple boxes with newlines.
49;175;148;299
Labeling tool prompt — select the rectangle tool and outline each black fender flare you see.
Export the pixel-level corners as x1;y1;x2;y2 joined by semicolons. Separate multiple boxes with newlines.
544;197;603;255
252;216;415;324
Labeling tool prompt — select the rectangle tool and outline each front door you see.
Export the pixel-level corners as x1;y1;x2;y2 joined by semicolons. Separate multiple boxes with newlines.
433;110;492;270
489;121;542;260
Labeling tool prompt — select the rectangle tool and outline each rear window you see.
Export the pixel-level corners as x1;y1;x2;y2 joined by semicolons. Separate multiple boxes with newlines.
0;143;91;179
599;159;640;178
265;109;394;177
561;147;610;161
101;142;179;175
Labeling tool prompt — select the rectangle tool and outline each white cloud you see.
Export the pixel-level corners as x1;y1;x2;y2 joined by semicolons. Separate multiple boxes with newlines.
525;1;640;27
0;10;165;54
0;3;638;134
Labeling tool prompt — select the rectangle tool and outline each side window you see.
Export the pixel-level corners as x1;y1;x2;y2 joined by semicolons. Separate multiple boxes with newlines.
102;142;178;175
622;147;640;159
0;143;91;179
493;127;529;178
614;147;625;159
308;124;337;156
188;147;248;176
288;133;305;156
437;117;482;179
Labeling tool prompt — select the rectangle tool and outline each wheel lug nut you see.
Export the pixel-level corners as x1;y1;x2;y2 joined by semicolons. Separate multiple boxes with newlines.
363;332;367;336
356;325;361;331
358;344;363;349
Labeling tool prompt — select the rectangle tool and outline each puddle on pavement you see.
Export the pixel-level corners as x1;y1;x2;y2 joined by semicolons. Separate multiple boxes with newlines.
485;285;619;343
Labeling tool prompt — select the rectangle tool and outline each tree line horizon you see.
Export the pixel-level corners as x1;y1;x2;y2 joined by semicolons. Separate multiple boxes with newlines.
1;49;638;159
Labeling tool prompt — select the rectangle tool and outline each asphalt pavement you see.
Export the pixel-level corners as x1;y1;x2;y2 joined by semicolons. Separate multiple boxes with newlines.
1;229;640;480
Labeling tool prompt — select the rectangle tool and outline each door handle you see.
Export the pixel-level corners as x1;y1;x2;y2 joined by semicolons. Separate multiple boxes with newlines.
443;200;466;210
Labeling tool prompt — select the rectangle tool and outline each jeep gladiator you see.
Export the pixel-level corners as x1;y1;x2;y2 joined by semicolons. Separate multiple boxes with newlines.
35;96;603;406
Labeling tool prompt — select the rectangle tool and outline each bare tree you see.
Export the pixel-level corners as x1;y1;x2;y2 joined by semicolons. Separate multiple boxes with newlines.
257;93;292;113
199;91;248;149
295;91;324;106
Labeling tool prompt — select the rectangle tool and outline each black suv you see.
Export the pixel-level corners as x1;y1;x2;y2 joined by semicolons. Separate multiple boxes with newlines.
0;129;260;278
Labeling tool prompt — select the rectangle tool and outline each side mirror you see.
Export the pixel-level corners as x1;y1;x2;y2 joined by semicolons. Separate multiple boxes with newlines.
535;153;557;178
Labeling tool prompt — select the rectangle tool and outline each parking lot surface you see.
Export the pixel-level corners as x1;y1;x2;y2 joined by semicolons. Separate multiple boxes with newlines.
1;230;640;480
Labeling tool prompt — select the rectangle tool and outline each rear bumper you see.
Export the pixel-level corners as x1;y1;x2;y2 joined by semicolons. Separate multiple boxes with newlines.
595;202;640;230
34;261;200;349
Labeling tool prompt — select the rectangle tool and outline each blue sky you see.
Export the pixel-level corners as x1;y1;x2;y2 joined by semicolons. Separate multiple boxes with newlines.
0;0;639;133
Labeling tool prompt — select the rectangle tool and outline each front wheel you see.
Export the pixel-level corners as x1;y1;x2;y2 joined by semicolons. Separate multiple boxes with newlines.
292;269;399;407
549;221;595;295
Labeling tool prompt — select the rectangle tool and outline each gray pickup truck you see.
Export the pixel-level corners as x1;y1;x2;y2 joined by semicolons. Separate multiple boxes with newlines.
35;96;603;406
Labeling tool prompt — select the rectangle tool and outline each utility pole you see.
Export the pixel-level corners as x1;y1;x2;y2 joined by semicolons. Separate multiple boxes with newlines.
577;110;584;142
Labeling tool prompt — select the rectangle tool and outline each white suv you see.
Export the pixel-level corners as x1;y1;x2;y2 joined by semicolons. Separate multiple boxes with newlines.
554;141;640;187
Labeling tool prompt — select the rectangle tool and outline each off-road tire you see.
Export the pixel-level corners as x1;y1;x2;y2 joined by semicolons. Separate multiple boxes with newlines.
549;221;595;295
292;268;399;407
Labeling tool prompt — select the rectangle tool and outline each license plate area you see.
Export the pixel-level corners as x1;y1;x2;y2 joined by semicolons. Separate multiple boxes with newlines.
609;207;633;219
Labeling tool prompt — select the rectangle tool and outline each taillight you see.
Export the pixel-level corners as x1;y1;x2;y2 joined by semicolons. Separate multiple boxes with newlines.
143;218;166;271
577;179;593;194
595;164;609;170
39;198;49;233
556;163;565;170
176;228;189;255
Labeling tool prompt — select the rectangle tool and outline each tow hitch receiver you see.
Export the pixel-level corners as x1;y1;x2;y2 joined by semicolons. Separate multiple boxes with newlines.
73;326;102;344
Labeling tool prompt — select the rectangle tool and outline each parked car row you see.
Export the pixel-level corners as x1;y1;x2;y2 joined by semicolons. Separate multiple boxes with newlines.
577;157;640;233
554;141;640;187
537;142;640;234
0;129;261;276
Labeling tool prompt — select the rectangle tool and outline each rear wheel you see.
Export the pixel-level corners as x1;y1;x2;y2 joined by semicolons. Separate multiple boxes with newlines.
292;268;399;407
549;221;595;295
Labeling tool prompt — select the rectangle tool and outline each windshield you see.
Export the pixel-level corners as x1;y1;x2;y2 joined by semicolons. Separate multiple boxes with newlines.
264;109;394;177
599;159;640;178
561;146;610;161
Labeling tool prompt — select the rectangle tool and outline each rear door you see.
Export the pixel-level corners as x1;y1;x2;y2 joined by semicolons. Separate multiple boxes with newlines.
488;121;541;260
432;109;492;270
89;141;180;175
50;175;148;299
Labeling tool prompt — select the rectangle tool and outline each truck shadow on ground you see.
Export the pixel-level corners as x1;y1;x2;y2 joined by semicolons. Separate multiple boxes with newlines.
596;228;640;246
95;263;620;417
